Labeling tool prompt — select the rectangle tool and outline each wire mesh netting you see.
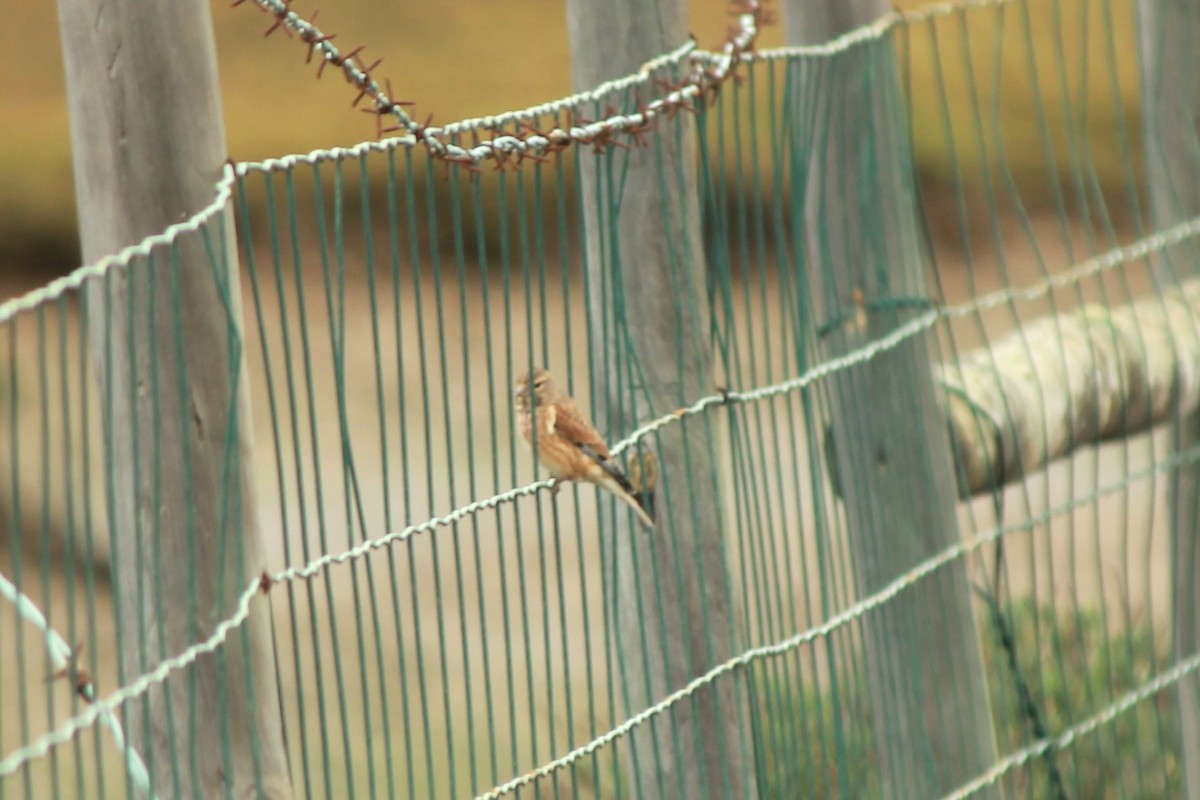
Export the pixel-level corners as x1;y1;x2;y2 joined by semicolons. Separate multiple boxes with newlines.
3;0;1199;797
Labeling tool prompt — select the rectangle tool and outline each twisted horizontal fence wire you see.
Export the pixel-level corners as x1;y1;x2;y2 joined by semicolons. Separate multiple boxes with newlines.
481;442;1200;800
0;0;1017;331
0;572;152;796
2;210;1192;784
0;0;1190;796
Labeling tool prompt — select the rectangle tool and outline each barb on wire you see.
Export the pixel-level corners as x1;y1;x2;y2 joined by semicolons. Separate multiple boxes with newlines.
0;0;1044;330
0;0;1066;330
231;0;773;168
228;0;1018;172
0;570;155;796
687;0;1011;68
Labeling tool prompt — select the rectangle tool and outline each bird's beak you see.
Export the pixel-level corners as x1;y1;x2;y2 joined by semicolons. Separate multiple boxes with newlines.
514;386;525;398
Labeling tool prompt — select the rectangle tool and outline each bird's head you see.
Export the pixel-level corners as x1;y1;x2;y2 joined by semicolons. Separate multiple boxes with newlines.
514;367;556;412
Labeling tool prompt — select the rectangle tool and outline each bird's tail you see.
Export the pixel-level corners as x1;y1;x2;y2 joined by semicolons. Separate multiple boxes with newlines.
617;486;656;530
596;472;656;530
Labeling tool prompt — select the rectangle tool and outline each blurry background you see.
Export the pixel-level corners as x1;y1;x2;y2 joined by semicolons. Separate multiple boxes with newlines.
0;0;1139;287
2;0;1181;797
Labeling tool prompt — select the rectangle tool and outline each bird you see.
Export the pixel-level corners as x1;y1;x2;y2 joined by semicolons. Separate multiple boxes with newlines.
514;367;655;530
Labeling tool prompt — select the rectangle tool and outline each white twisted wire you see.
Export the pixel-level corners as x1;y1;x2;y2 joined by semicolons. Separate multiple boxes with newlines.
2;0;1194;780
941;649;1200;799
2;207;1197;777
0;0;1044;332
243;0;757;166
0;570;155;796
476;443;1200;799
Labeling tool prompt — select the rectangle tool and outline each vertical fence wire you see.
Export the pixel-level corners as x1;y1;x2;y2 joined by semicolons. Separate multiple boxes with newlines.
1;0;1195;797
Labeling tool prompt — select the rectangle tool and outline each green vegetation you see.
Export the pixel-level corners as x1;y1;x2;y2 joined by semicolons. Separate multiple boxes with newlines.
753;598;1179;799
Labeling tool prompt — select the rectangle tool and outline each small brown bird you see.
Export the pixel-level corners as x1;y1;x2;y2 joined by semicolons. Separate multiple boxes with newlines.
515;368;655;529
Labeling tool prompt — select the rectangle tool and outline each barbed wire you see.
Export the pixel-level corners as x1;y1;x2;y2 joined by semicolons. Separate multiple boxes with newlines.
0;0;1030;331
0;0;1189;784
0;570;155;795
687;0;1012;68
232;0;1016;164
235;0;769;163
2;211;1195;777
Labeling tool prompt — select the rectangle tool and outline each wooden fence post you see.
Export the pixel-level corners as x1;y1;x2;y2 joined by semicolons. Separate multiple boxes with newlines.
1138;1;1200;796
782;2;1002;796
566;2;756;797
56;0;292;795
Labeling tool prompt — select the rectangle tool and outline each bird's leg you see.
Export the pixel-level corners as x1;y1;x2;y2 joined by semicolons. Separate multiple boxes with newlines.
549;478;563;496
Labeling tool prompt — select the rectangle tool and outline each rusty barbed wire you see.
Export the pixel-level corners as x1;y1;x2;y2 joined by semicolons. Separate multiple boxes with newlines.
232;0;772;169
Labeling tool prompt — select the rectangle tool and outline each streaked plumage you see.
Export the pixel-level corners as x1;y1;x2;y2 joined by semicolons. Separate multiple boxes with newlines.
514;368;655;529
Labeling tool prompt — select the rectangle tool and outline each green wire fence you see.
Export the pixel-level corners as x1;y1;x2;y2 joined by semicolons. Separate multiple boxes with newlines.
3;0;1198;797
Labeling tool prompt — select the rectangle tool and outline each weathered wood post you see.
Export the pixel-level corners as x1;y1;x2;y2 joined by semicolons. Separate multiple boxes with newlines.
783;2;1002;795
566;1;755;797
1138;1;1200;796
56;0;292;796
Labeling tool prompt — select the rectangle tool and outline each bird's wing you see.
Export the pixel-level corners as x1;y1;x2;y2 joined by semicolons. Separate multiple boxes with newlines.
546;402;654;529
550;404;637;492
550;404;613;460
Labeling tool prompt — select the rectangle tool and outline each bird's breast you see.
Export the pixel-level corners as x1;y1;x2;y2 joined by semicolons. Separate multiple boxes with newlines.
518;407;556;443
